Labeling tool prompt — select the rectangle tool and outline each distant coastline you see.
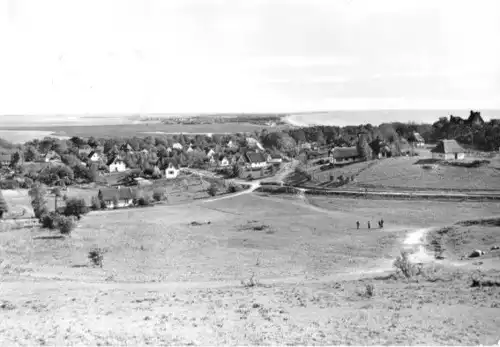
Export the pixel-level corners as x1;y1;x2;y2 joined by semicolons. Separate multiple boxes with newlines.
283;109;500;127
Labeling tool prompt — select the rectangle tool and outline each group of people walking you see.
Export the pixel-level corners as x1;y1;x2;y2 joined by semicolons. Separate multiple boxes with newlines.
356;219;384;230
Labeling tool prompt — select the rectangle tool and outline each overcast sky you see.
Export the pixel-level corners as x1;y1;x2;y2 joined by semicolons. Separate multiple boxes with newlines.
0;0;499;114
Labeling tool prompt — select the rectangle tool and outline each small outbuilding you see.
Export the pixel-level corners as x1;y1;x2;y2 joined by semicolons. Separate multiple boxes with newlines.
431;139;466;160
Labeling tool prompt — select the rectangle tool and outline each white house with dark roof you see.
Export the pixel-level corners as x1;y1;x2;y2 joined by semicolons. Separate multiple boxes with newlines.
217;155;230;168
413;132;425;147
107;156;128;172
267;153;282;164
431;140;465;160
245;151;267;169
88;151;103;163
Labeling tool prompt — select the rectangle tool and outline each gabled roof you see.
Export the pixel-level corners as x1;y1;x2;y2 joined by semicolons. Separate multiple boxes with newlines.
245;151;267;163
107;156;125;166
330;147;359;159
88;150;102;158
98;187;135;201
431;139;465;154
45;150;61;158
158;157;179;170
269;153;282;159
413;132;425;142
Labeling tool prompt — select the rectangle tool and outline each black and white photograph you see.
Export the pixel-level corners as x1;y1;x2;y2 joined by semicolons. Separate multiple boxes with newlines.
1;0;500;345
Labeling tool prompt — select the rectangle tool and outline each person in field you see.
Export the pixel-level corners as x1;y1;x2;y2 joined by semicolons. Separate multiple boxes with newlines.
356;221;360;229
367;221;371;229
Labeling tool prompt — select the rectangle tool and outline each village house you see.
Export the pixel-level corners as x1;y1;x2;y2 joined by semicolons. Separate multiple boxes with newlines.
98;187;135;209
164;161;180;179
120;143;134;153
328;147;360;165
267;153;283;164
226;140;238;149
107;156;128;172
245;151;268;169
267;153;283;165
0;154;12;166
246;137;264;151
172;142;183;150
431;139;466;160
44;151;62;163
78;145;93;156
231;153;247;166
186;145;194;153
412;132;425;147
217;155;230;168
205;148;216;158
141;149;149;155
88;150;103;163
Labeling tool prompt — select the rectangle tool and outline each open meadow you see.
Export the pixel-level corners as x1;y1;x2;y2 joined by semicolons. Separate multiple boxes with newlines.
300;149;500;191
1;192;499;345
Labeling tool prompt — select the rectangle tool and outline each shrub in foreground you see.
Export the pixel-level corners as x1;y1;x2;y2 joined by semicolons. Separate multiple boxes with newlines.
207;182;218;197
393;251;422;279
153;189;165;202
63;198;88;219
88;248;104;268
227;183;238;194
138;197;151;206
57;215;76;235
41;212;61;229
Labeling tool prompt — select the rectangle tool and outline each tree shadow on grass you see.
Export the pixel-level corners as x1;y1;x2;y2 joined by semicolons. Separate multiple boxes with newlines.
414;159;440;165
33;235;65;240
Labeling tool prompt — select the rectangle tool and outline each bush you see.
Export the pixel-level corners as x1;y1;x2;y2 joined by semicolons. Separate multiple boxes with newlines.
207;182;218;196
63;198;88;219
393;251;422;279
138;197;151;206
41;211;61;229
88;248;104;268
364;283;375;297
227;183;238;194
112;196;119;209
57;215;76;234
90;196;102;210
153;189;164;202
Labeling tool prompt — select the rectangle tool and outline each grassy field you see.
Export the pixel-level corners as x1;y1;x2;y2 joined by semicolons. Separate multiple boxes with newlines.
1;192;500;344
347;153;500;191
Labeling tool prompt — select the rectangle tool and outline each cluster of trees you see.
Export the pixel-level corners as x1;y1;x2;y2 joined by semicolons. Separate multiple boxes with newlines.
430;117;500;151
28;183;88;234
260;123;421;158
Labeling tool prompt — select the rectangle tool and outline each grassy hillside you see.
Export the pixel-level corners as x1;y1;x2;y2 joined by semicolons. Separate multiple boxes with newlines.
1;194;499;345
350;155;500;190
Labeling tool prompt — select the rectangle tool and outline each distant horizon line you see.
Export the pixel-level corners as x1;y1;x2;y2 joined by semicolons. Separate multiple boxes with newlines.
1;108;498;117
